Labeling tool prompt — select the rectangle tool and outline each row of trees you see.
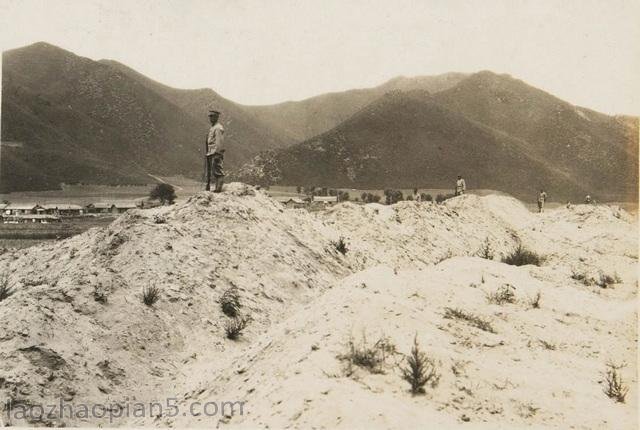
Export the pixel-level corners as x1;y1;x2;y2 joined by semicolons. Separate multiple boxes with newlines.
384;189;454;205
296;186;352;202
293;186;454;205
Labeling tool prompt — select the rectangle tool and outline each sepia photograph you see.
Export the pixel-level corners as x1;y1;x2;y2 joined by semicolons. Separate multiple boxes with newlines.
0;0;638;428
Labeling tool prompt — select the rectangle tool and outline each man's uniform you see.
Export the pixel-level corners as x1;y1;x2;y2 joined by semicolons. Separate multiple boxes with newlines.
537;191;547;213
455;177;466;196
206;121;225;188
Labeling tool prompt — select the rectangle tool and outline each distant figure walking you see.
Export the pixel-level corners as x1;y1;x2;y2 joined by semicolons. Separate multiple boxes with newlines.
455;175;466;196
413;188;422;202
537;189;548;213
205;110;225;192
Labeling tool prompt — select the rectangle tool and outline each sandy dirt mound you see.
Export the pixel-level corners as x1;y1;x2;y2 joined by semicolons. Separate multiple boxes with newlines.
0;184;636;428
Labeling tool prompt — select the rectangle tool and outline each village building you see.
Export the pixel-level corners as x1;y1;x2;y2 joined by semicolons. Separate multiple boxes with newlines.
274;196;306;209
42;204;84;216
312;196;338;205
3;203;45;215
86;201;138;214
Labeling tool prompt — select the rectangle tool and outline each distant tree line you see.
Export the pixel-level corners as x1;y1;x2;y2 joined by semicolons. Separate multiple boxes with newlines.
297;186;350;201
294;186;455;205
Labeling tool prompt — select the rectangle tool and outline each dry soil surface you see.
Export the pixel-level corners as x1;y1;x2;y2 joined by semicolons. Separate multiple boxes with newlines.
0;183;636;428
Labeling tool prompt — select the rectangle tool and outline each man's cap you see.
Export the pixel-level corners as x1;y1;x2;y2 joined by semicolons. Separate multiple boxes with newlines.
208;109;221;116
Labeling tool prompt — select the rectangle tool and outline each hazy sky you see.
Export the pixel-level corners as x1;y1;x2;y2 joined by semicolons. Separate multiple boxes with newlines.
1;0;639;114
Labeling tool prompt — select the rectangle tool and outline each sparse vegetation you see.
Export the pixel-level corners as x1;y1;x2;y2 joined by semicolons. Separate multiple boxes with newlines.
219;287;241;317
572;270;622;288
529;291;541;309
341;334;396;375
142;285;160;306
603;362;629;403
444;307;496;333
538;339;556;350
153;214;167;224
400;335;440;395
225;315;251;340
596;272;621;289
0;275;15;302
571;270;591;285
501;245;543;266
477;238;494;260
486;284;516;305
331;237;348;255
93;284;108;304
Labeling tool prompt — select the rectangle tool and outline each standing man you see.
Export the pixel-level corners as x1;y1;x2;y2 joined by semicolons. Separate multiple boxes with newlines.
537;189;548;213
455;175;466;196
412;188;422;202
205;109;225;192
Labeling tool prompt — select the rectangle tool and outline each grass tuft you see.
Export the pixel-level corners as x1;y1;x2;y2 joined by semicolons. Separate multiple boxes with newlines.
142;285;160;306
225;315;251;340
444;307;496;333
502;245;544;266
0;276;14;302
603;362;629;403
529;291;542;309
331;237;348;255
341;334;396;375
486;284;516;305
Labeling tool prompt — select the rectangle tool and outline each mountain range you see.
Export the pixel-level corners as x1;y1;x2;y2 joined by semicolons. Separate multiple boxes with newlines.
238;73;638;201
1;42;292;192
2;42;637;201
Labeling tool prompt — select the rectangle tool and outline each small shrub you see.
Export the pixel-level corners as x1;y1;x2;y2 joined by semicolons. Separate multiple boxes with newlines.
153;214;167;224
435;194;446;204
331;237;348;255
400;336;440;395
603;362;629;403
538;339;556;350
477;238;494;260
444;307;496;333
502;245;543;266
571;271;591;285
93;285;108;304
596;273;620;289
341;334;396;375
529;291;541;309
225;315;250;340
486;284;516;305
142;285;160;306
0;276;14;302
219;287;241;317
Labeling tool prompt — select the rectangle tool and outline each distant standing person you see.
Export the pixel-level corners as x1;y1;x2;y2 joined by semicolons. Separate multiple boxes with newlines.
537;189;548;213
413;188;422;202
455;175;466;196
205;110;225;192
